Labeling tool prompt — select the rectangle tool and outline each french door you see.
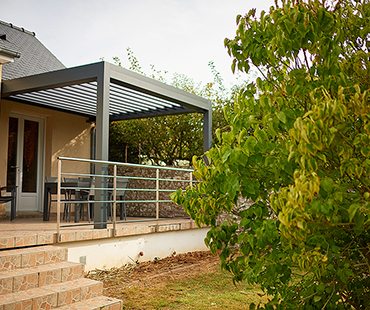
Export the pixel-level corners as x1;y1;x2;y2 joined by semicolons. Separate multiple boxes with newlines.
6;113;44;212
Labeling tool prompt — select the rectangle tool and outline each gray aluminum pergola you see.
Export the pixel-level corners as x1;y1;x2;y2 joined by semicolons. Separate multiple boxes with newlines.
1;61;212;228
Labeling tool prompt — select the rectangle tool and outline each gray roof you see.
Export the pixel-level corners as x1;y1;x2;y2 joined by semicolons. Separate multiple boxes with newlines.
0;20;65;80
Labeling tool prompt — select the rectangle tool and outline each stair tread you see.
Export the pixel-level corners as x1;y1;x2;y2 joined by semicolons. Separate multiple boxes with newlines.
0;245;65;257
56;295;122;310
0;260;82;278
0;278;102;305
0;245;67;272
0;246;122;309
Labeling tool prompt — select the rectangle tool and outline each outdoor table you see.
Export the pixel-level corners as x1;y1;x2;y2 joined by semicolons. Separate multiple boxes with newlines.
43;182;125;222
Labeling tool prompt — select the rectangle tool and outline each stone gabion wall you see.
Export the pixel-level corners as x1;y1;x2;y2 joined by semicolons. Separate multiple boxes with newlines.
109;165;194;218
216;197;254;225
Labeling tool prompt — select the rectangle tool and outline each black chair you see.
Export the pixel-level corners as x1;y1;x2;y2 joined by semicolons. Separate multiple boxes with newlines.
63;178;79;222
108;178;130;221
45;177;69;221
77;178;93;222
0;185;17;221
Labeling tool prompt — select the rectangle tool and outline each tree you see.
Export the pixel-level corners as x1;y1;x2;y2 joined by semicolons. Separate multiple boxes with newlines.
171;0;370;308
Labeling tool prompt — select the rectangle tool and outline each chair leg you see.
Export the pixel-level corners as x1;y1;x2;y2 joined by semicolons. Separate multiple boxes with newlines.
10;188;17;221
48;192;52;221
64;192;70;222
10;199;15;221
87;201;91;223
81;203;84;221
110;202;113;221
108;193;112;221
68;200;71;222
91;203;94;221
119;196;123;220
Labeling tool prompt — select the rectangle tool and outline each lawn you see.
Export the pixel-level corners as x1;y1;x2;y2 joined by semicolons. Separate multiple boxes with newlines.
121;266;267;309
86;251;267;310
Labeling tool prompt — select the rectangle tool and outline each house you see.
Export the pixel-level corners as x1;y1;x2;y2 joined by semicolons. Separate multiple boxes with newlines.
0;19;213;309
0;20;212;222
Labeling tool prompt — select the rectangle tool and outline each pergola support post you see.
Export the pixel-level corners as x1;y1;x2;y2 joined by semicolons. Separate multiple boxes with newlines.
203;106;212;153
94;63;110;229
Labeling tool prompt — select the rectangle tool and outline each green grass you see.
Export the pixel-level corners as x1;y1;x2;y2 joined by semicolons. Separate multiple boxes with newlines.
120;266;267;309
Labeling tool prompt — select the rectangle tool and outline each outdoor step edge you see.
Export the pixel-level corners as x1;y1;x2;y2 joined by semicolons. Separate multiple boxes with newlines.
0;245;68;271
0;245;67;257
0;277;103;307
0;261;84;291
55;295;123;310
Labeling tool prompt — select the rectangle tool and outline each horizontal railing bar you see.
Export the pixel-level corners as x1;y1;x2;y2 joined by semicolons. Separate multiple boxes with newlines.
158;178;191;182
60;173;196;183
67;201;112;204
114;218;190;224
66;187;176;192
61;172;95;177
58;156;194;172
91;187;157;192
59;217;187;228
62;172;113;179
58;199;175;204
60;217;190;229
120;176;155;181
60;221;113;228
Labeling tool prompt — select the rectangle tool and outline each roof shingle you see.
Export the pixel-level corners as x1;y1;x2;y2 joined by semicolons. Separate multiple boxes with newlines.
0;20;65;80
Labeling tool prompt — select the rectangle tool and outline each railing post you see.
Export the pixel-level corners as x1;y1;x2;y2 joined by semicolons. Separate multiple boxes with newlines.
156;169;159;232
57;159;61;242
113;165;117;236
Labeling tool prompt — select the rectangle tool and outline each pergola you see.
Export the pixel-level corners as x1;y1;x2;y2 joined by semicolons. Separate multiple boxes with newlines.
1;61;212;227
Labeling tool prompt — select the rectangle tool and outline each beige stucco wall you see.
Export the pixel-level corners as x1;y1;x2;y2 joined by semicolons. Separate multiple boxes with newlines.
0;99;93;214
0;65;4;215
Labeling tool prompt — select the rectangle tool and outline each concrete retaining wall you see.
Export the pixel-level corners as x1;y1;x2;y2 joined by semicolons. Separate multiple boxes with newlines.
63;227;209;271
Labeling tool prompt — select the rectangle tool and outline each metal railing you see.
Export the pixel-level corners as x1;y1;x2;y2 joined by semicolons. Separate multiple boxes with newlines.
55;157;196;241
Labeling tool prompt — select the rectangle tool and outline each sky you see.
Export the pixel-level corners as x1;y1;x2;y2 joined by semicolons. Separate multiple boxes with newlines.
1;0;275;88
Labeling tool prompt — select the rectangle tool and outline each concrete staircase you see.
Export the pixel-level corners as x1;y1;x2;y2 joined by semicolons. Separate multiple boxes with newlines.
0;245;122;309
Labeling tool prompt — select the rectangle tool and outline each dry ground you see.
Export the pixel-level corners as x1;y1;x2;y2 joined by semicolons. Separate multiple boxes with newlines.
85;251;267;309
86;251;220;294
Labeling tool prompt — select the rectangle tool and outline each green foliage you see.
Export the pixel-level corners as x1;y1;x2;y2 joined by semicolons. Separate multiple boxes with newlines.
109;48;237;165
110;113;203;165
171;0;370;308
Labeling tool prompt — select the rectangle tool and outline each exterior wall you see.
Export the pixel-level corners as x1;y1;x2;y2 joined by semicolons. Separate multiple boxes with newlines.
63;227;209;271
0;99;92;214
0;65;4;215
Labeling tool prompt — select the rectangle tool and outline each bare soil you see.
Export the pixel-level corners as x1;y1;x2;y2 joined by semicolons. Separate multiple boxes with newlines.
86;251;220;295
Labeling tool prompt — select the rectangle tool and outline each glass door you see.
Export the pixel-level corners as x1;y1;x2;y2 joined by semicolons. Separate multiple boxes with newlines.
6;114;44;212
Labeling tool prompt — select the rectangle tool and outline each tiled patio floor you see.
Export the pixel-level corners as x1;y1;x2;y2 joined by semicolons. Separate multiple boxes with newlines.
0;215;196;250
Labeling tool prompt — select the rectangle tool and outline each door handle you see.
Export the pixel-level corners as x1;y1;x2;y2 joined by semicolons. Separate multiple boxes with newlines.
10;166;19;169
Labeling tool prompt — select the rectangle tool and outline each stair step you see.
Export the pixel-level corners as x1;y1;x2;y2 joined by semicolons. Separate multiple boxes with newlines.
0;245;67;271
0;278;102;308
56;296;122;309
0;261;84;294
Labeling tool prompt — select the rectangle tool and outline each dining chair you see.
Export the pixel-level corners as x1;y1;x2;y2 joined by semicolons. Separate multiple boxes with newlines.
108;178;130;221
77;177;93;222
0;185;17;221
63;178;79;222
